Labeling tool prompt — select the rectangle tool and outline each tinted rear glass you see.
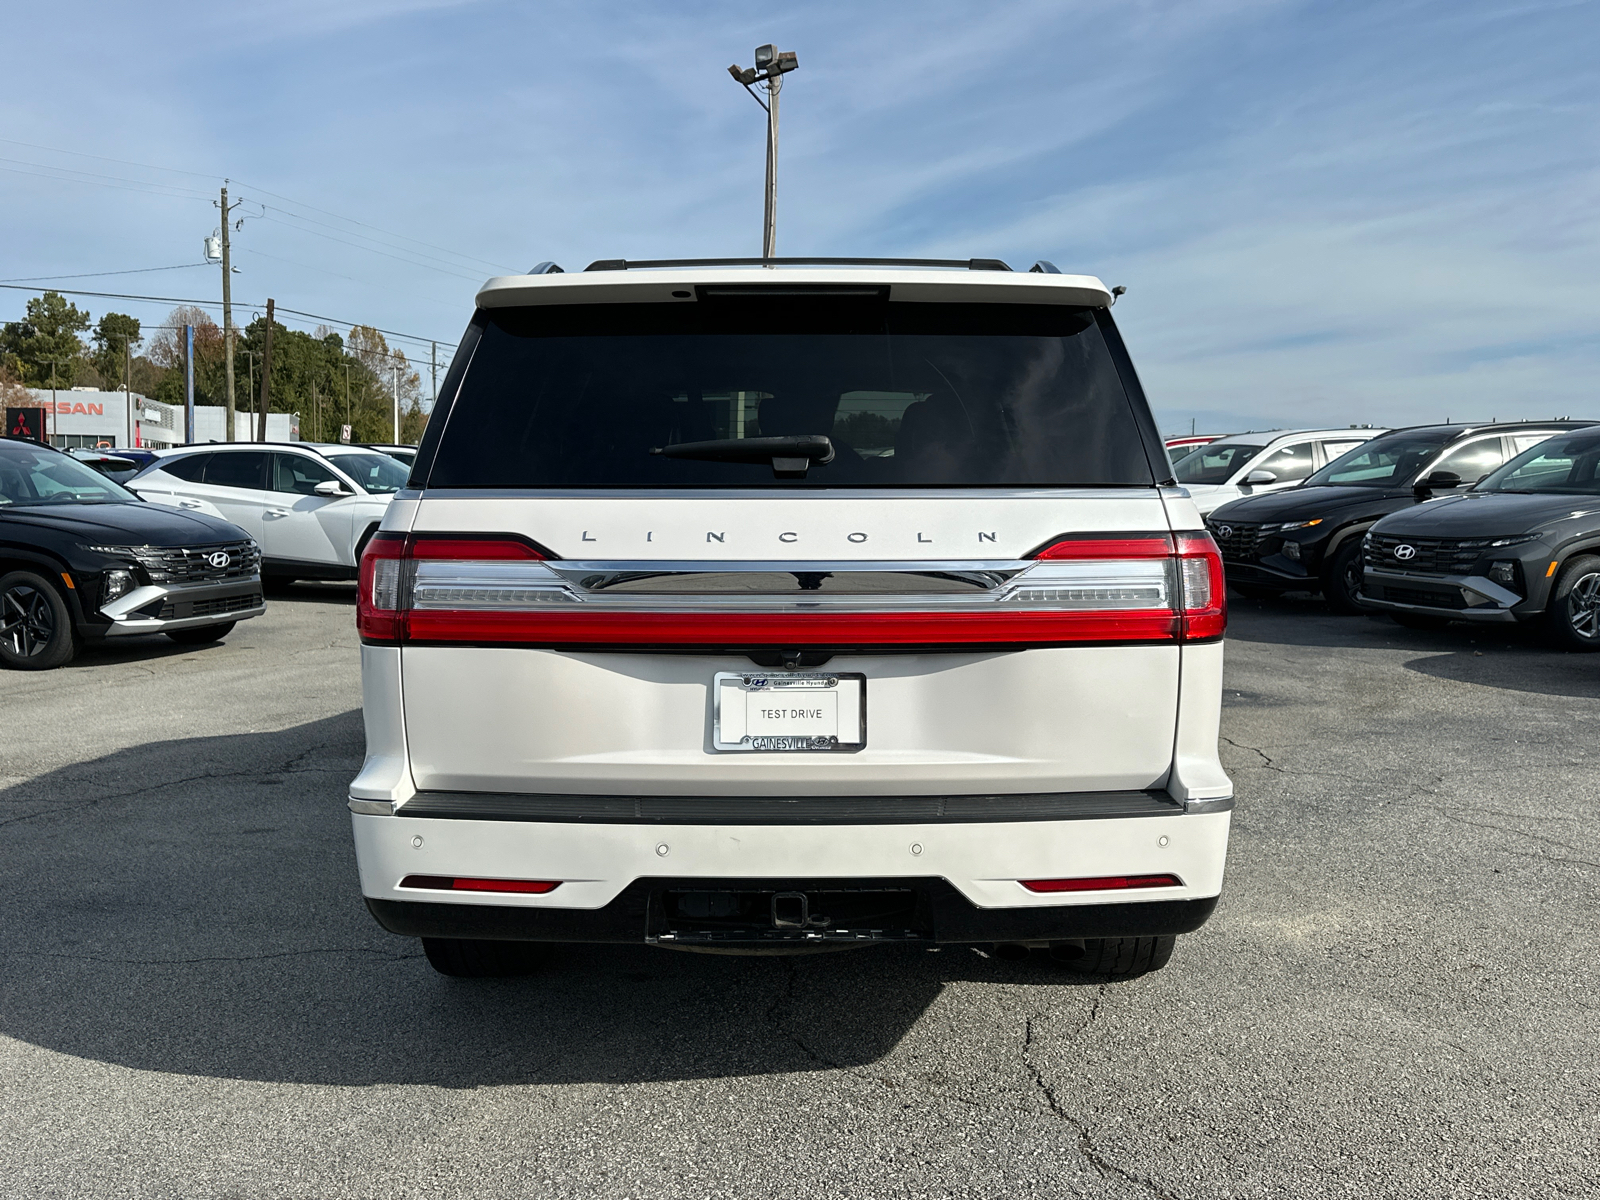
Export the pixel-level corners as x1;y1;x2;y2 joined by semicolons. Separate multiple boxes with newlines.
1172;443;1265;484
426;300;1155;488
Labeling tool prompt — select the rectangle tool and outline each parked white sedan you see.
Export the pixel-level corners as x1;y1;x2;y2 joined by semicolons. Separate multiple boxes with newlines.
1172;427;1386;515
131;444;406;583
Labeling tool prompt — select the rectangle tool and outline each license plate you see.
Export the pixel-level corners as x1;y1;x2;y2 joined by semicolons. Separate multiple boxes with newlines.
713;672;866;752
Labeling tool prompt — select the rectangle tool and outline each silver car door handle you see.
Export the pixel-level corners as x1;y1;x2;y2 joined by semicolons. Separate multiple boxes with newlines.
267;508;290;517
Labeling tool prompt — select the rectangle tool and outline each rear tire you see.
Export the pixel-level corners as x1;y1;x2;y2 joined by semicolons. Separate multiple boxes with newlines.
1321;538;1367;614
166;622;235;645
1543;555;1600;652
0;570;77;670
421;937;549;977
1049;935;1175;980
1389;612;1452;631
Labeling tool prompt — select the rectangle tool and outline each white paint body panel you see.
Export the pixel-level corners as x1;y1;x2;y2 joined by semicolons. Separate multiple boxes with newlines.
353;810;1231;911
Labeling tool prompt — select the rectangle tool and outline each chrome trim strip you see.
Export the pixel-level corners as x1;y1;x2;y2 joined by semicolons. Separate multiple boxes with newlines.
1182;796;1235;814
415;487;1167;501
348;798;396;815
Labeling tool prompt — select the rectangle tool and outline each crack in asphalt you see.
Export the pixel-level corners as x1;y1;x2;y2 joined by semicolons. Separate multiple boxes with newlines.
0;751;353;830
1021;1006;1184;1200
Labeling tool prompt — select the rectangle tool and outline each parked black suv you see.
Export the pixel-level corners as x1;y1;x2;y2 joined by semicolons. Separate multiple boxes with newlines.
1204;422;1593;612
0;437;264;669
1359;426;1600;647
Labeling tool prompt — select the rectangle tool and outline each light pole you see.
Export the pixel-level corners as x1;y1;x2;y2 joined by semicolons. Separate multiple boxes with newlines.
728;44;798;260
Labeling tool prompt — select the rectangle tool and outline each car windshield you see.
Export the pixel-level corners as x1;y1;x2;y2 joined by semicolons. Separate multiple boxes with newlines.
0;442;141;506
327;452;410;493
424;300;1158;488
1305;430;1457;487
1172;443;1265;484
1476;432;1600;495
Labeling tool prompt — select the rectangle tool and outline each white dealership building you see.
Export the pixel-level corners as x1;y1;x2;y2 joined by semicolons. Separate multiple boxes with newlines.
24;388;297;449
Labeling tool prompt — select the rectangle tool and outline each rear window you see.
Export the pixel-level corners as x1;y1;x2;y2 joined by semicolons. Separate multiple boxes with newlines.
1173;443;1265;484
425;299;1156;488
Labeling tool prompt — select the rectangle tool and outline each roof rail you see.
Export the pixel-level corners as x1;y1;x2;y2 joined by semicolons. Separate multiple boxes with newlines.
527;261;564;274
582;256;1013;272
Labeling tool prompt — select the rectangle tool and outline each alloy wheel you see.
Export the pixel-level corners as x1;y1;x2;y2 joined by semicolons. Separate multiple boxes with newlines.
0;584;55;658
1566;572;1600;641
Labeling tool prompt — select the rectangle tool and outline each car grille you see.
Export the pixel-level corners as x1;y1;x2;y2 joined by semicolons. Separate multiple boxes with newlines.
132;542;260;584
1364;534;1488;575
157;592;263;621
1207;520;1268;563
1369;584;1469;610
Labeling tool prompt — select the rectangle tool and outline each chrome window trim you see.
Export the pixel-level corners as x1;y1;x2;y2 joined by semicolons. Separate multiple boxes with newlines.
413;487;1167;501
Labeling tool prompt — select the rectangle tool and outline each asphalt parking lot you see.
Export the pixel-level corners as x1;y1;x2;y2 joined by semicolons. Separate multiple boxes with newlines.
2;587;1597;1199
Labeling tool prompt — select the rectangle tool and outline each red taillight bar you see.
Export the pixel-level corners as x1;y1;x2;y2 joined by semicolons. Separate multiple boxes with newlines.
358;530;1226;649
399;874;561;894
1020;874;1183;893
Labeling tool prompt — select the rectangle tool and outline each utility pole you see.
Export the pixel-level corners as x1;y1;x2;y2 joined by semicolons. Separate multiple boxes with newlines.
257;298;275;441
430;341;437;416
124;336;133;448
728;45;798;259
183;325;195;444
391;363;400;444
218;185;241;441
343;362;351;441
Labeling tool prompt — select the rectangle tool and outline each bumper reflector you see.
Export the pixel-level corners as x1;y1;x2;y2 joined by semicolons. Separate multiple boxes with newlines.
399;874;561;894
1020;873;1182;893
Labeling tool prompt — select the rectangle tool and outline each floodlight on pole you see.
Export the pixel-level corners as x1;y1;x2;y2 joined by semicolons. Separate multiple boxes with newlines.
727;44;798;260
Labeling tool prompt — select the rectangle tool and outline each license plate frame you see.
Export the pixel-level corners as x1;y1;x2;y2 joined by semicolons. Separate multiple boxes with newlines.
712;671;867;753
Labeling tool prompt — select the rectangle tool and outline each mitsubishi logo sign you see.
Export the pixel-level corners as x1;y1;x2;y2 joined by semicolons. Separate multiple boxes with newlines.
1393;544;1417;561
207;551;231;569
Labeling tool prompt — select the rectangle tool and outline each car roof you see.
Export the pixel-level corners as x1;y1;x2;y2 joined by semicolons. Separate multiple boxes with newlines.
1363;420;1596;439
1201;429;1387;447
477;260;1113;310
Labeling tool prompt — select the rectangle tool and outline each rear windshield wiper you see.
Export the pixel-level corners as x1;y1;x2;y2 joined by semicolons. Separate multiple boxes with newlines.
650;435;835;479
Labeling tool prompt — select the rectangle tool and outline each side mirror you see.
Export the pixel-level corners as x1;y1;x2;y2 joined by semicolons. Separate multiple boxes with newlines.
1242;469;1278;486
313;480;349;497
1414;470;1461;495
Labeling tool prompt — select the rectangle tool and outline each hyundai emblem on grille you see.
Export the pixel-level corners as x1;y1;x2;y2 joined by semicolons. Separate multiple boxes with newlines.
1216;525;1233;538
208;551;230;568
1393;544;1416;560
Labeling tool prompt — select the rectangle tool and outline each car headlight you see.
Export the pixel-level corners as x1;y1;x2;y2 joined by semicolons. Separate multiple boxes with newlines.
101;568;136;606
1489;533;1544;547
1277;519;1323;532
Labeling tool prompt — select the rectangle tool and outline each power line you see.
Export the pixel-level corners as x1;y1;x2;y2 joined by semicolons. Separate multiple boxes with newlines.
254;213;488;283
0;162;215;203
0;281;459;351
232;179;517;274
0;137;222;182
0;263;208;284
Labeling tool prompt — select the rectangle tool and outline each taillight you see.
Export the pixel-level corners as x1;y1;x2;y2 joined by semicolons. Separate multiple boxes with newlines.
359;529;1225;649
1020;874;1182;893
356;532;407;643
1175;531;1226;641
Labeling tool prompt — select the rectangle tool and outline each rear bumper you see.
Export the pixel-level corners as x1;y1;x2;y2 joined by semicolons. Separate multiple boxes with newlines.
350;803;1232;937
366;880;1220;946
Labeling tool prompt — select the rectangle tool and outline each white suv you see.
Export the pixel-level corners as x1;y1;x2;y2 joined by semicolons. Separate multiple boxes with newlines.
349;257;1234;981
1174;428;1386;515
131;444;406;582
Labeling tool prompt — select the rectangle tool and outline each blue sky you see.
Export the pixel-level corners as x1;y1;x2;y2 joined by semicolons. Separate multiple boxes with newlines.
2;0;1596;434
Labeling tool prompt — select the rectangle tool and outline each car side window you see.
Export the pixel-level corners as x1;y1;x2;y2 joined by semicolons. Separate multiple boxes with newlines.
272;453;340;495
1254;443;1315;484
1317;440;1363;465
202;451;268;489
1433;437;1505;483
161;453;211;482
